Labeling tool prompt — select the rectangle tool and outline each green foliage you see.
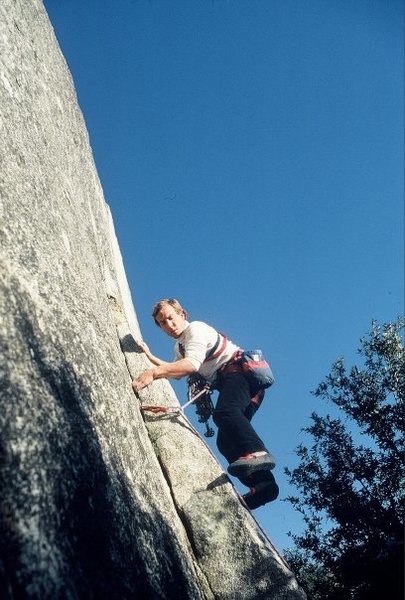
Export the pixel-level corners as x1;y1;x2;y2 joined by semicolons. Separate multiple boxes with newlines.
283;548;341;600
285;319;404;599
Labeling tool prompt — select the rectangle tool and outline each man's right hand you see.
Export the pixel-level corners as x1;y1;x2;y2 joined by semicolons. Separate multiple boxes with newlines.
132;369;155;391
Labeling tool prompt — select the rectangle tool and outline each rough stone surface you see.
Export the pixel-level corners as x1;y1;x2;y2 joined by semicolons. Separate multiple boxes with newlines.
124;332;304;600
0;1;306;598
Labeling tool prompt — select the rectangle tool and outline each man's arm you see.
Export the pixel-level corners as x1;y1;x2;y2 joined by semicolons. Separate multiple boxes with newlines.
136;339;167;367
132;358;196;391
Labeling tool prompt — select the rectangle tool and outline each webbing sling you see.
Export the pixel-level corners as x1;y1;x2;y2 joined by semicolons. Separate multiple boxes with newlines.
204;333;227;362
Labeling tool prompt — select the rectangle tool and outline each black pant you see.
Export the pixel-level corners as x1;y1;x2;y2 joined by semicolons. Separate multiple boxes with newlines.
213;371;267;464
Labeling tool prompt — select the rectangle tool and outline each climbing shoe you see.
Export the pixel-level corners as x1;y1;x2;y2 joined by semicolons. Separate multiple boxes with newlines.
227;452;276;478
243;479;279;510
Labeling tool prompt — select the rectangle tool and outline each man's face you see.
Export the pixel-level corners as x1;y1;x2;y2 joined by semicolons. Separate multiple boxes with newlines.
155;304;187;338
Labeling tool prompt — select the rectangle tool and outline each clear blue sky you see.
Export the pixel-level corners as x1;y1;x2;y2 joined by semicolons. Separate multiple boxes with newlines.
44;0;404;552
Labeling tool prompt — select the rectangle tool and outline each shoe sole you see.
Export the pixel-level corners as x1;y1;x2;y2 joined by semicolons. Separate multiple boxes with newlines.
227;454;276;477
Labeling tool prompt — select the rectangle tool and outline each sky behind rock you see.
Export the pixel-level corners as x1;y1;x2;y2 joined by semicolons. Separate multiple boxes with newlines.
44;0;404;551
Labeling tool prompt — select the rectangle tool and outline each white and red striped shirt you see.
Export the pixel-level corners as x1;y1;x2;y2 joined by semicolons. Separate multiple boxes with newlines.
174;321;240;382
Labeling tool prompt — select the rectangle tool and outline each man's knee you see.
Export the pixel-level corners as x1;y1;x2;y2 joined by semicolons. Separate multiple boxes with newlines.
213;406;243;426
213;407;231;426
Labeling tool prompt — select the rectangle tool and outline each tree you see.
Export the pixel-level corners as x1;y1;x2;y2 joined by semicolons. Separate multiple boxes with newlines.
285;318;404;600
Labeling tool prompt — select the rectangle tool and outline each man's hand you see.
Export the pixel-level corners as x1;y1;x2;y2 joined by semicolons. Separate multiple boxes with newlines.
132;369;155;391
132;358;196;392
135;339;166;367
136;339;150;354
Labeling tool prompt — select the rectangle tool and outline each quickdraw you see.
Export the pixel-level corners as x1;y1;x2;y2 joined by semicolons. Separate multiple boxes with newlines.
140;405;180;414
141;374;215;438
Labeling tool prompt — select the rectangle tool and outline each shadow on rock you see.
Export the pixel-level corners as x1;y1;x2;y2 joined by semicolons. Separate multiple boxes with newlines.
119;332;141;354
0;285;202;599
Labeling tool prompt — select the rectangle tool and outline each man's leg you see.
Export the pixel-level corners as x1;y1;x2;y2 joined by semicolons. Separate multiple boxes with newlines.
238;470;279;510
213;372;275;474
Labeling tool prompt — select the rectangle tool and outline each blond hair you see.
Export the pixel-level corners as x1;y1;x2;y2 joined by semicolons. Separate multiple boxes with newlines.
152;298;189;326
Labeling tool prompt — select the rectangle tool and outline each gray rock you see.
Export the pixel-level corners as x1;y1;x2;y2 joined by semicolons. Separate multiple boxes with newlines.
0;1;306;598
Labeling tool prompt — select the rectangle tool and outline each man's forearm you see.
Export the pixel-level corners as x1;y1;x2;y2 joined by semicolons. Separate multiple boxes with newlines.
152;358;196;380
147;355;167;367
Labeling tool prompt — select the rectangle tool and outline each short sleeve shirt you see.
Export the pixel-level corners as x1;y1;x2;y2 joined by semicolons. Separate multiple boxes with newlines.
174;321;240;382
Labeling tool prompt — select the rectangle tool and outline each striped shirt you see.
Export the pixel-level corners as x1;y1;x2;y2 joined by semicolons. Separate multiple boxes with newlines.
174;321;240;383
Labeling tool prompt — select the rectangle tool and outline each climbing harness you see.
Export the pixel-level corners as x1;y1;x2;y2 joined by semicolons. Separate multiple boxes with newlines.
141;374;215;438
218;349;274;392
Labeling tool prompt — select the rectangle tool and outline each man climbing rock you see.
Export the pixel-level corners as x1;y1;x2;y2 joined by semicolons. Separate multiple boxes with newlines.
132;298;279;510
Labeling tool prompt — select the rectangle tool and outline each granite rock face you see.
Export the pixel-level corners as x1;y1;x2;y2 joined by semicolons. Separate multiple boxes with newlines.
0;1;305;598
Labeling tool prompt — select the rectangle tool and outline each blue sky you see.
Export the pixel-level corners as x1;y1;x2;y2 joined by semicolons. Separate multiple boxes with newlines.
44;0;404;552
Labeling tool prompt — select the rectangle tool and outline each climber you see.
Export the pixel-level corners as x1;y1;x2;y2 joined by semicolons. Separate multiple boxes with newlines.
132;298;279;510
